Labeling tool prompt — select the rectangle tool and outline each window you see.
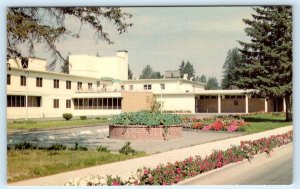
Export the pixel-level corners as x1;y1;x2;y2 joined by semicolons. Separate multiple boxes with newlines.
7;95;41;107
160;83;165;90
53;99;59;108
66;80;71;89
36;77;42;87
21;58;28;68
54;79;59;88
77;82;82;90
129;85;133;91
72;98;122;110
234;100;238;106
20;76;26;86
66;99;71;108
7;74;10;85
121;85;125;91
88;83;92;90
97;81;100;87
143;84;152;90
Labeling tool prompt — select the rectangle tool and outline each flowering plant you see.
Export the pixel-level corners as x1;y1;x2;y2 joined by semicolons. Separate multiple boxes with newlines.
65;131;292;186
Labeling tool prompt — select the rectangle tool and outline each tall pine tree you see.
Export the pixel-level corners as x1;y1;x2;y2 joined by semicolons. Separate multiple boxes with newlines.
221;48;242;89
237;6;292;121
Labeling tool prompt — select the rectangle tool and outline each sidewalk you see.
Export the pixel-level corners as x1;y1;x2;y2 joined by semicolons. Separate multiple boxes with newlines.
9;126;293;186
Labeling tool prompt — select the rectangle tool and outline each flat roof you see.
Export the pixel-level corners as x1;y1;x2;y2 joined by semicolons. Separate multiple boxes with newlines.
121;78;206;86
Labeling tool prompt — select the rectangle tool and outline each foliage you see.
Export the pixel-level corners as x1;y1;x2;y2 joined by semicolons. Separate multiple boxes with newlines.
119;142;136;155
221;48;242;89
80;116;87;120
7;7;133;71
139;65;163;79
237;6;292;121
13;141;37;150
71;141;88;151
150;97;162;112
63;113;73;121
111;112;182;127
13;120;37;124
179;60;195;80
205;77;220;90
66;131;293;186
47;143;67;150
128;65;133;79
199;74;207;83
96;146;110;153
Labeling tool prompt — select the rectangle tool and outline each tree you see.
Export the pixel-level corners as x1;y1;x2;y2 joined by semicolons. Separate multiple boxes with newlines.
128;65;133;79
237;6;292;121
7;7;133;71
178;60;195;80
200;74;207;83
206;77;220;90
221;48;242;89
139;65;163;79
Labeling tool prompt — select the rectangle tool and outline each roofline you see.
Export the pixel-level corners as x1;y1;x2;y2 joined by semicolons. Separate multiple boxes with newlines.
121;78;206;86
8;67;101;81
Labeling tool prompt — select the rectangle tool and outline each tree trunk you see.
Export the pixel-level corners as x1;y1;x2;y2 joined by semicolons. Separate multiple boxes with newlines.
285;95;293;122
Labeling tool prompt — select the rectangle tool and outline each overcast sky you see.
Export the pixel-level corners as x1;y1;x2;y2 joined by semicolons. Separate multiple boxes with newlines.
23;7;255;82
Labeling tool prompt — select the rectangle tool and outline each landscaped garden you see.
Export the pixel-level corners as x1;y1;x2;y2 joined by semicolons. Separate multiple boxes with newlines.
65;131;293;186
7;142;145;183
181;113;292;134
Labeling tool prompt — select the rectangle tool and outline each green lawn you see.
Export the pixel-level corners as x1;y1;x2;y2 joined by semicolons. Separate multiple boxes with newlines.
7;118;110;131
7;149;146;183
241;113;292;134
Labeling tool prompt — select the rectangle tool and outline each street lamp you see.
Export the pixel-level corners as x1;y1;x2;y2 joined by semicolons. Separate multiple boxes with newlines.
25;70;29;121
160;84;164;113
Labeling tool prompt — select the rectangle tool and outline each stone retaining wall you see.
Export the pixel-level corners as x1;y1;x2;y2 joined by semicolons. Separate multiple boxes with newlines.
109;125;182;140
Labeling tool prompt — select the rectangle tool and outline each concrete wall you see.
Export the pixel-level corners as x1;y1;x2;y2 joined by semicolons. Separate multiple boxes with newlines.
69;51;128;81
8;58;47;71
156;94;195;113
121;92;153;112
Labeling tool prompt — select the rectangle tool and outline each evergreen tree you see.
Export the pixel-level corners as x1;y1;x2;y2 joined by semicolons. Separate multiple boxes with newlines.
7;7;132;71
221;48;242;89
200;74;207;83
128;65;133;79
206;77;219;90
139;65;163;79
237;6;292;121
178;60;195;80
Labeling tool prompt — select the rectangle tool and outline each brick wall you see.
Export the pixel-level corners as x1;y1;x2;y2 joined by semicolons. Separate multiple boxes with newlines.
109;125;182;140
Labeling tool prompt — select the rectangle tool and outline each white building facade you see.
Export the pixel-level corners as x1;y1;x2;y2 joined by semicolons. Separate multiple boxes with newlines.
6;51;285;120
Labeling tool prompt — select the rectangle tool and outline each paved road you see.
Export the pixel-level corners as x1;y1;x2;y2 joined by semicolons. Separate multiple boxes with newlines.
180;143;293;185
7;126;244;154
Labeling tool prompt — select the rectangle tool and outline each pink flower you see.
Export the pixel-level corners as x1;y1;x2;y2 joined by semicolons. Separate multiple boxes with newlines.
176;168;182;174
144;169;149;175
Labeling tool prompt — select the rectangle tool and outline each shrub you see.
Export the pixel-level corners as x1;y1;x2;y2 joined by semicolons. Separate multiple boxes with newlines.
13;141;37;150
111;112;182;127
96;145;110;152
119;142;135;155
47;143;66;150
80;116;87;120
71;141;88;151
13;120;37;124
63;113;73;121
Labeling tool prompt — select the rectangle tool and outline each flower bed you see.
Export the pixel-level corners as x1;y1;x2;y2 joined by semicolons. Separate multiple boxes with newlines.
182;115;249;132
109;112;183;140
65;131;293;186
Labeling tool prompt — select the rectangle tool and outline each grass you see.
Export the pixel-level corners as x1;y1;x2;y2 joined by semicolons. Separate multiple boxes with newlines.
241;113;292;134
7;118;110;131
7;149;146;183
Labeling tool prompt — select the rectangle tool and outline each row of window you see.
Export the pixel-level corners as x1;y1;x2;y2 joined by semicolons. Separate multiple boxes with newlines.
73;98;122;110
120;84;165;91
7;74;92;90
53;99;71;108
7;95;41;107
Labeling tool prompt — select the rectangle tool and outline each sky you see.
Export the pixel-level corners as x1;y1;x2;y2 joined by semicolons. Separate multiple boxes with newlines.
20;7;255;82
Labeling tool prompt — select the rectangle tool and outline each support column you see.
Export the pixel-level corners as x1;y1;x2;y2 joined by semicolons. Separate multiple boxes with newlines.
245;94;249;114
264;98;268;112
283;98;286;112
218;94;221;114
